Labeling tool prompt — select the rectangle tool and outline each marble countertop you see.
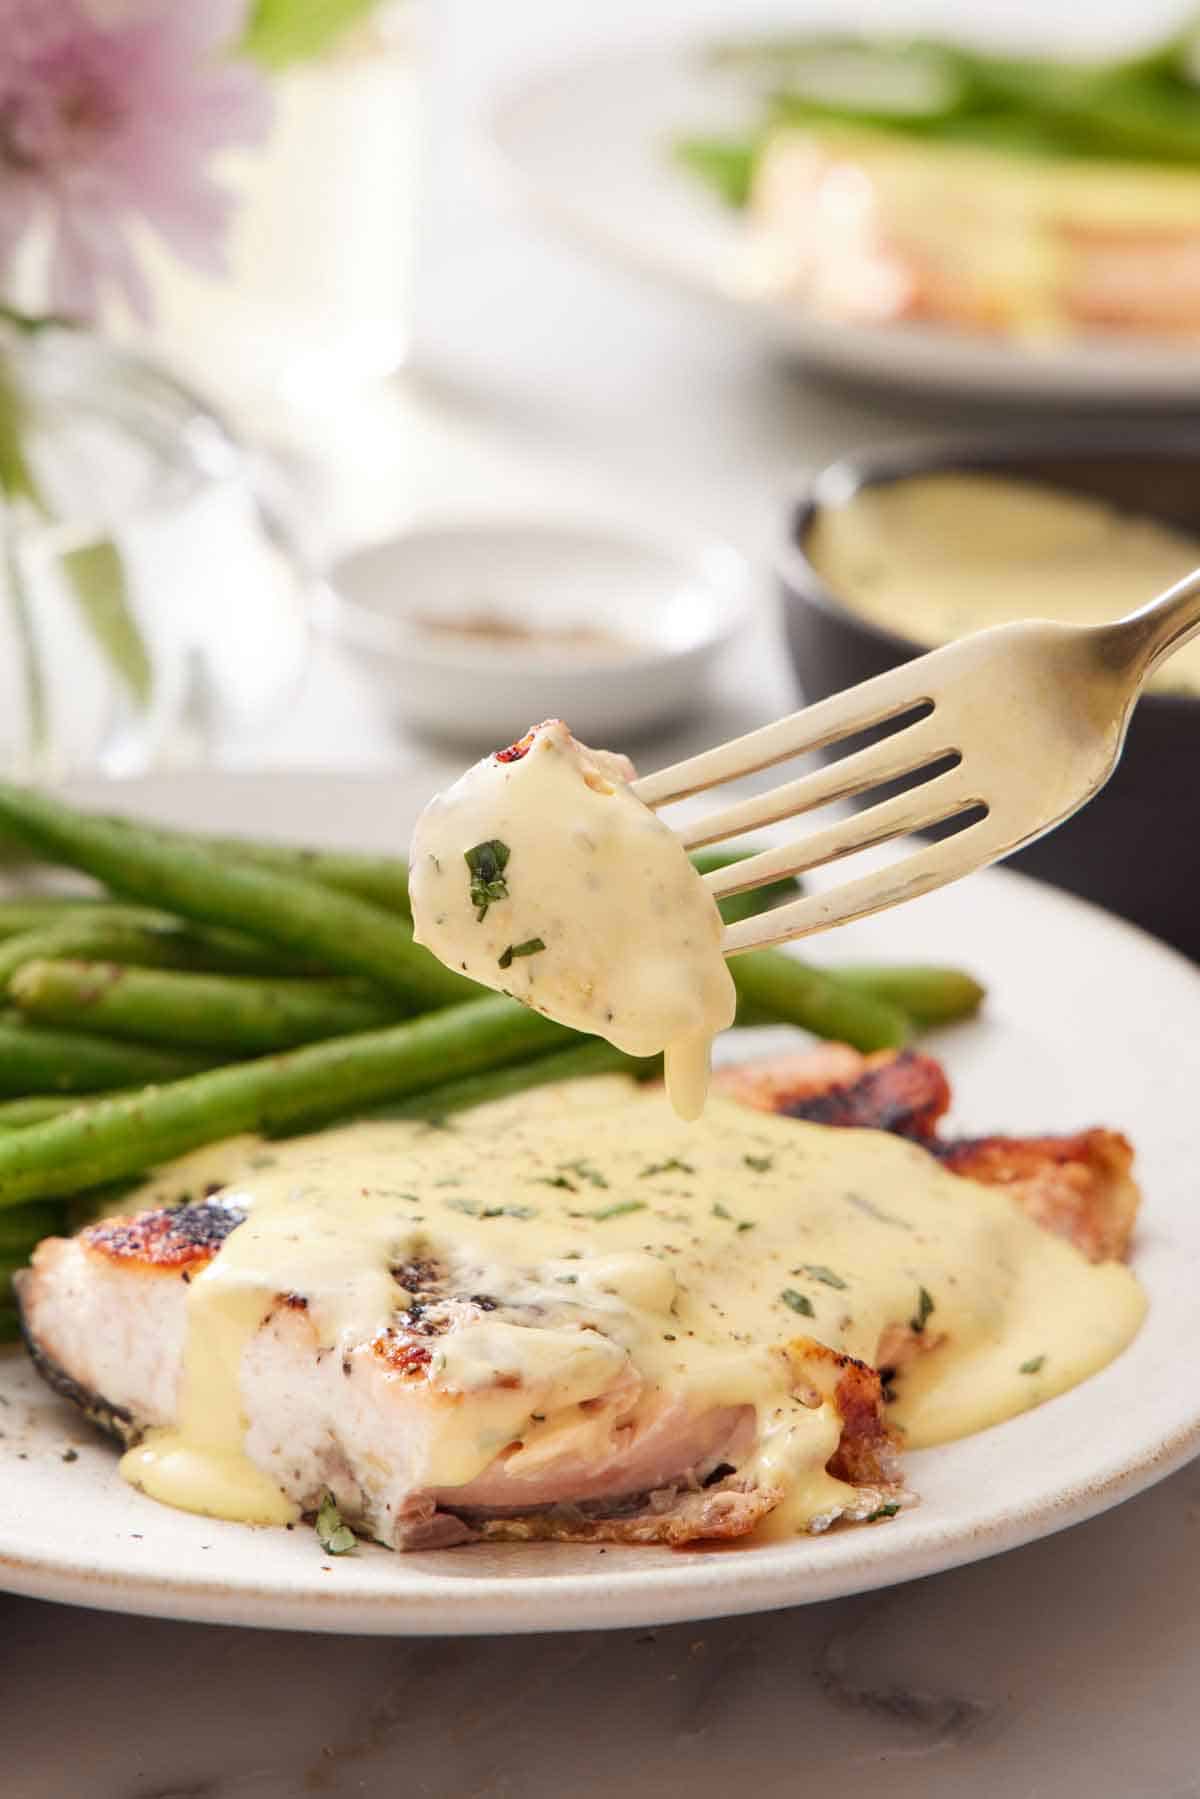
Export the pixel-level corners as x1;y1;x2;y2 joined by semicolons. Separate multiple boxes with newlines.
8;1458;1200;1797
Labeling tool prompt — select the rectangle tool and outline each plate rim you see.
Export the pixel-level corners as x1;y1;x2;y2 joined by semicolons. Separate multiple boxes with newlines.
484;41;1200;405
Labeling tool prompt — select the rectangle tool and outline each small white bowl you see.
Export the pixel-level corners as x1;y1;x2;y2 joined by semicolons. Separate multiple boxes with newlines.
323;515;755;748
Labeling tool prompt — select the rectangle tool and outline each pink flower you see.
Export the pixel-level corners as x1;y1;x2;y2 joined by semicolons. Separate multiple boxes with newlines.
0;0;272;321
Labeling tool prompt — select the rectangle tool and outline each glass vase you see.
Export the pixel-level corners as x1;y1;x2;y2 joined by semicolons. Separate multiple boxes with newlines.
0;323;310;780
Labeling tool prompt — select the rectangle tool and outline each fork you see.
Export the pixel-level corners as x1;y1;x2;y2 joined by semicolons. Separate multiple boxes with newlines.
631;569;1200;954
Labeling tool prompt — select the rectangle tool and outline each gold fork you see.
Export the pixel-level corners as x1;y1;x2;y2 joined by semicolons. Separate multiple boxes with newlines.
631;570;1200;953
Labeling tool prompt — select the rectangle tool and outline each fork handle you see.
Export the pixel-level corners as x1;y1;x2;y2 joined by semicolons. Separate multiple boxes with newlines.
1113;565;1200;686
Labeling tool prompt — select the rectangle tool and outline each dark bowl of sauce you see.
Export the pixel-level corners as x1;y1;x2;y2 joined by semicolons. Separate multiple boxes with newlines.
778;435;1200;959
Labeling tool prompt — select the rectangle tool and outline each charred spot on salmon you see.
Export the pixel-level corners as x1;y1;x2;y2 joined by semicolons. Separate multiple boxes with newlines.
372;1328;435;1377
84;1198;246;1269
391;1257;445;1294
780;1050;949;1140
494;728;538;763
702;1461;737;1488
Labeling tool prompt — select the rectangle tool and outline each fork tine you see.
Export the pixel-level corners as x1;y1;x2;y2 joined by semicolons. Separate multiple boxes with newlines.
677;720;952;850
631;661;939;808
703;769;981;897
721;821;996;953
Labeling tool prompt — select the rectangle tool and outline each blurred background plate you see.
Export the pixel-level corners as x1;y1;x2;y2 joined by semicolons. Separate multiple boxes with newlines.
488;42;1200;405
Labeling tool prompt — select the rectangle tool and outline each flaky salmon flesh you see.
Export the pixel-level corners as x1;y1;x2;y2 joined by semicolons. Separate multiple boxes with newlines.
16;1047;1140;1550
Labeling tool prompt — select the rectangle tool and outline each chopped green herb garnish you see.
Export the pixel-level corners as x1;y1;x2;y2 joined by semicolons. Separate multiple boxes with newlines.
536;1174;576;1191
556;1274;578;1285
464;839;510;920
713;1201;755;1232
910;1286;935;1333
561;1158;609;1189
846;1192;908;1228
572;1200;647;1221
315;1492;356;1556
498;937;546;969
445;1197;537;1220
799;1264;847;1291
781;1288;814;1317
1019;1355;1046;1375
639;1157;695;1178
866;1502;900;1522
743;1153;773;1173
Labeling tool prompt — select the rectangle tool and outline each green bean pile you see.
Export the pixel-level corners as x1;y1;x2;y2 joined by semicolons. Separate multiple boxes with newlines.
677;23;1200;210
0;779;983;1341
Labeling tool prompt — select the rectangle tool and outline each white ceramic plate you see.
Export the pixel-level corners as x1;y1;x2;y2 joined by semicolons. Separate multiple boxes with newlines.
488;44;1200;405
323;516;755;748
2;770;1199;1635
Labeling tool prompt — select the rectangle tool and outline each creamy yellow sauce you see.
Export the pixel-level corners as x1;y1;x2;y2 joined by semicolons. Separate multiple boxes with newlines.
119;1077;1145;1537
806;472;1200;697
408;720;737;1119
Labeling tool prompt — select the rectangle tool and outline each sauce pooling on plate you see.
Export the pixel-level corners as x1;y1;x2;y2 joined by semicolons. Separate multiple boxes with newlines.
409;720;737;1119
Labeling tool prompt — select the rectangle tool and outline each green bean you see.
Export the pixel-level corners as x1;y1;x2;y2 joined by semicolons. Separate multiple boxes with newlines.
0;896;118;939
689;848;802;927
826;963;985;1028
673;136;759;207
0;782;473;1009
0;821;413;914
0;1251;36;1301
729;950;909;1051
293;1037;659;1134
0;1094;122;1129
10;960;406;1054
0;1014;215;1095
0;997;573;1209
0;917;330;989
100;819;413;916
0;1201;64;1252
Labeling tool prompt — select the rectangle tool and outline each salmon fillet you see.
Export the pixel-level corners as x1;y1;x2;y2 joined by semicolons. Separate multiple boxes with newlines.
16;1047;1139;1550
715;1047;1139;1263
750;128;1200;341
